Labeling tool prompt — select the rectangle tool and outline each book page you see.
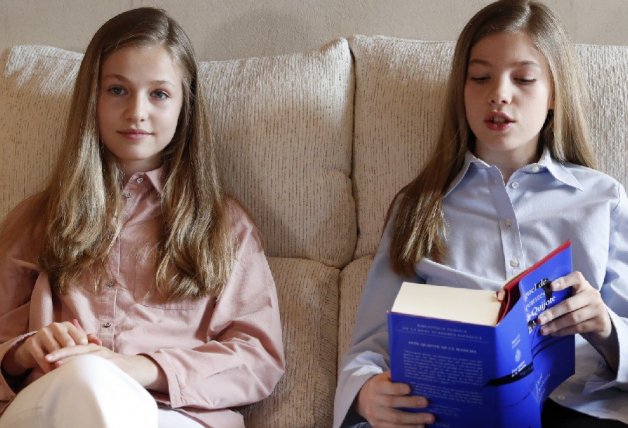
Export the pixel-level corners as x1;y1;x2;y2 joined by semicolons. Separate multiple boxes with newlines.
392;282;502;326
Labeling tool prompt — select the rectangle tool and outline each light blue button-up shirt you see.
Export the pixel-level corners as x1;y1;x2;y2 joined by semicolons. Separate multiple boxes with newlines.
334;149;628;427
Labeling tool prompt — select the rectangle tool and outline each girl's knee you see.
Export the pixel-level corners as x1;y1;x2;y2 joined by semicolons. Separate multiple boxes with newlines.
52;355;158;426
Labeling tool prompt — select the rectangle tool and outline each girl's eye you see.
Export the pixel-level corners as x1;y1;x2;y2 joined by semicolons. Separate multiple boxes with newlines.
516;78;537;84
151;90;170;100
469;76;489;83
108;86;126;96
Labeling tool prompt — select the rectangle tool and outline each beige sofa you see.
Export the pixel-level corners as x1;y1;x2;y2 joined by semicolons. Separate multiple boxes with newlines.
1;36;627;427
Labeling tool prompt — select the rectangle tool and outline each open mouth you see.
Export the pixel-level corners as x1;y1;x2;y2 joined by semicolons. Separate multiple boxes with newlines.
485;112;514;128
490;116;510;124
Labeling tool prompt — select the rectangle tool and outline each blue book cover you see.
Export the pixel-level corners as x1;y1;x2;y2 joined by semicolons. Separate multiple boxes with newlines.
388;242;574;428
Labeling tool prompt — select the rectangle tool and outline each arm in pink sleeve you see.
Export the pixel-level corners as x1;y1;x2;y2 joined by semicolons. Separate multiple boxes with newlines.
0;199;42;401
145;208;285;409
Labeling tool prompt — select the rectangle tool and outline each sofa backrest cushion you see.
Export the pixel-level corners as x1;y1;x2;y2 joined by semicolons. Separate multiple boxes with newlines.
350;35;628;257
350;36;453;258
0;40;356;267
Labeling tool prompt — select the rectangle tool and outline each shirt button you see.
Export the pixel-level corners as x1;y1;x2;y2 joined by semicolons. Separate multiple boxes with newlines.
510;259;520;268
106;281;114;288
530;165;540;173
504;219;513;228
136;177;144;184
103;322;112;328
510;181;519;189
123;192;132;199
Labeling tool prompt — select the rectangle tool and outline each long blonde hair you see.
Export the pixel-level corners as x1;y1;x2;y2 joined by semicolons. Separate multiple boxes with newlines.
35;7;233;299
389;0;596;275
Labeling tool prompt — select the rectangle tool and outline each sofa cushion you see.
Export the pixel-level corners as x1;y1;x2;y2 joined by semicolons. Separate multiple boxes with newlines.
0;40;356;267
200;39;355;267
350;35;628;258
0;46;82;225
242;257;338;428
576;44;628;189
349;36;454;258
338;255;373;366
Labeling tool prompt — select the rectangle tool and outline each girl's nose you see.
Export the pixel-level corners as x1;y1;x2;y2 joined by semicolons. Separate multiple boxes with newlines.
489;78;511;105
125;95;147;122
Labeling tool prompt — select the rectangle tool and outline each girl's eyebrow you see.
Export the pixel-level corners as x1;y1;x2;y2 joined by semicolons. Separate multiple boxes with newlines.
468;58;542;68
101;73;176;87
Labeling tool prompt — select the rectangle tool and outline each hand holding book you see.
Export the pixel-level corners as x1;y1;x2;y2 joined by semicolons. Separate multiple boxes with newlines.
536;271;618;372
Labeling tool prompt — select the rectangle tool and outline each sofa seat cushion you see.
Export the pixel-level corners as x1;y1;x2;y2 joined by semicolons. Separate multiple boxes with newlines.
242;257;338;427
337;255;373;366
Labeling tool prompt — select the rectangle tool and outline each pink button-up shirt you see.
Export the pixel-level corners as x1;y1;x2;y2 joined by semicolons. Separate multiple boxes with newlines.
0;169;285;427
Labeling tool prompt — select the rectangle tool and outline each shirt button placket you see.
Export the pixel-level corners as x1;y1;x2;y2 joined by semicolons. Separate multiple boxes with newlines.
99;279;117;348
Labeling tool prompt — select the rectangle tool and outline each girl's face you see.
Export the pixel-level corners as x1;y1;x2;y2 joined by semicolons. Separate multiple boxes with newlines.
97;44;184;176
464;32;553;172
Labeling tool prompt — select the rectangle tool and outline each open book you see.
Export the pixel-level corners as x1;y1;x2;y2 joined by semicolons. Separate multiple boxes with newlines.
388;241;574;428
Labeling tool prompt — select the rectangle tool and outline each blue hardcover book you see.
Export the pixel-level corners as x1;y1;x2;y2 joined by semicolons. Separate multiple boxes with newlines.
388;241;574;428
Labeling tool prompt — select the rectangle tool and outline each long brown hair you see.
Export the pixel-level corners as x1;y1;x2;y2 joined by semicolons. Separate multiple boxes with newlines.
36;7;233;299
389;0;596;275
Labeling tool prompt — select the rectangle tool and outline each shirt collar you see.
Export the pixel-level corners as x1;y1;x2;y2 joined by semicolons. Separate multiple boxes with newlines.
145;168;164;194
125;167;164;195
535;148;583;191
445;146;583;196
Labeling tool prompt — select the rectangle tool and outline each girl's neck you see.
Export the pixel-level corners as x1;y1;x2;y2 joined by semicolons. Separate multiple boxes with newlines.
475;145;541;183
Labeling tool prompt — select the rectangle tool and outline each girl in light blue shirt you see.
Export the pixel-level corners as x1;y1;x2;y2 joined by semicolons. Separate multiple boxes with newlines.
334;0;628;427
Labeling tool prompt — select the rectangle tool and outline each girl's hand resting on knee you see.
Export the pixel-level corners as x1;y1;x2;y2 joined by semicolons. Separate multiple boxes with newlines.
357;371;435;427
4;319;100;376
44;344;167;392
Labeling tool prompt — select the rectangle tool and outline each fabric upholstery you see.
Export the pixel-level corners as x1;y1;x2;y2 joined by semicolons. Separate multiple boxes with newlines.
576;44;628;188
349;36;454;258
242;257;338;427
338;256;372;367
0;46;82;223
201;38;355;267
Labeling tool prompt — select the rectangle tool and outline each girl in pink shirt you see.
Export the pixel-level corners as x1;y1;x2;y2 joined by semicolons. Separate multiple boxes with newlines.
0;7;284;428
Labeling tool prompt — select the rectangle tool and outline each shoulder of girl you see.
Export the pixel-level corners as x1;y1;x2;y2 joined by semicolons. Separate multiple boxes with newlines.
222;197;264;249
2;193;46;229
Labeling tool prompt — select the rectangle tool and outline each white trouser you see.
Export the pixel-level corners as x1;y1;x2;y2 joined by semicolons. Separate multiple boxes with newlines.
0;354;202;428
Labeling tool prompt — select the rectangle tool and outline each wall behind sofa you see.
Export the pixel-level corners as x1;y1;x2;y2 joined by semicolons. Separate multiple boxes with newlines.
1;0;627;61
